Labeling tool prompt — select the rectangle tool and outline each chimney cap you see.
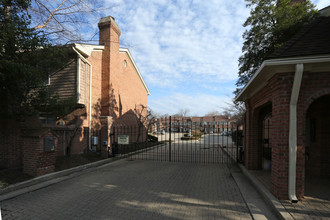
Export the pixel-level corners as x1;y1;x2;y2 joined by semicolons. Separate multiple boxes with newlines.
99;16;116;24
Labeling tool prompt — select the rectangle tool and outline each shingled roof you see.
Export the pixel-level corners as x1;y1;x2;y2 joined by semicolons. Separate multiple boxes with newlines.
268;11;330;59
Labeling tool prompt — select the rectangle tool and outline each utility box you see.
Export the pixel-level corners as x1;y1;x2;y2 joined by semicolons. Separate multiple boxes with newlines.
44;137;56;152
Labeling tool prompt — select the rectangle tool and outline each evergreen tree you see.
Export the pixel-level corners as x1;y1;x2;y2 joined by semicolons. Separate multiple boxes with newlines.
235;0;318;95
0;0;69;119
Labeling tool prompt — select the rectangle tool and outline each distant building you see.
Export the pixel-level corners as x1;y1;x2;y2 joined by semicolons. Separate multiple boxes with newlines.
151;115;237;134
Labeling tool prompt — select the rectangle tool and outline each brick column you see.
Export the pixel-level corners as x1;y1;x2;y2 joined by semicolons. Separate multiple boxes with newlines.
22;129;57;177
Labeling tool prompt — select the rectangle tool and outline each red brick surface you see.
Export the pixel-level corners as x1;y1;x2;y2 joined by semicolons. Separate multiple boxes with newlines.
22;130;57;177
243;70;330;200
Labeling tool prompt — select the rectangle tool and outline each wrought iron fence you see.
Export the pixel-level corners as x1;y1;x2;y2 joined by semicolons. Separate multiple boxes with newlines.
109;116;243;164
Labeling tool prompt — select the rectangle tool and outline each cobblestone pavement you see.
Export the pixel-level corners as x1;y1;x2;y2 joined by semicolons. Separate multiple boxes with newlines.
129;142;237;164
1;160;253;220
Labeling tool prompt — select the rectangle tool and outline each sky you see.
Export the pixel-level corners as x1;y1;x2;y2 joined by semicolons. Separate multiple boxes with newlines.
100;0;328;116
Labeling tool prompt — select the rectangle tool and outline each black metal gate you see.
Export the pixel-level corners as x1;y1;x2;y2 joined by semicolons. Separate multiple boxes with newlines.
109;116;241;164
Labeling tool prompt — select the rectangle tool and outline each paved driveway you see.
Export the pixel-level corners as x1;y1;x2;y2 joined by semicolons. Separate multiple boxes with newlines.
1;160;253;220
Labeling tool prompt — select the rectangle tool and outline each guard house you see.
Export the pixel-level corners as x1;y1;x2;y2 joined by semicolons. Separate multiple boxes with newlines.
236;6;330;200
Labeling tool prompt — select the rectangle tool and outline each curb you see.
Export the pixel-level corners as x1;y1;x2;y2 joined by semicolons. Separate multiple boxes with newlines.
0;157;122;202
238;163;294;220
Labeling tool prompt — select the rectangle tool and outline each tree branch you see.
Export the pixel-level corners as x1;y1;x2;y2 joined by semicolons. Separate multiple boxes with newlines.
33;0;67;30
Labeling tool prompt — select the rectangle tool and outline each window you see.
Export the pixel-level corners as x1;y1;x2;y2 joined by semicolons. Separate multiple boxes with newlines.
39;113;56;125
44;74;50;85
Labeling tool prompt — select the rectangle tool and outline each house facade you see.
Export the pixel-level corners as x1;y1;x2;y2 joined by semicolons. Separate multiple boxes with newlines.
47;16;150;157
236;6;330;201
0;16;150;176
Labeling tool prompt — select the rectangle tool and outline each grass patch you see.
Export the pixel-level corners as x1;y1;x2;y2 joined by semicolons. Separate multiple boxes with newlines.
181;132;201;140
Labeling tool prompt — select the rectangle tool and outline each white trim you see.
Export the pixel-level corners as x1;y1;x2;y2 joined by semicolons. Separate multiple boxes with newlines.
74;43;104;56
46;74;50;86
288;64;303;203
120;48;151;95
77;57;81;103
73;47;93;151
235;55;330;101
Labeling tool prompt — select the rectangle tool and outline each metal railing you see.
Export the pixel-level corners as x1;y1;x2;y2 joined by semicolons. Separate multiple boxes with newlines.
109;116;243;164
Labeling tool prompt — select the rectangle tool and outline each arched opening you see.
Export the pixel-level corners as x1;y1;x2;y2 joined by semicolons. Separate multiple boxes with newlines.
250;102;272;171
258;104;272;171
262;111;272;171
305;95;330;200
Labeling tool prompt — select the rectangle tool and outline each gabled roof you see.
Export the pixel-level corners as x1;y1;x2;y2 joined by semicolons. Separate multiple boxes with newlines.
119;48;150;95
236;5;330;102
268;16;330;59
73;43;150;95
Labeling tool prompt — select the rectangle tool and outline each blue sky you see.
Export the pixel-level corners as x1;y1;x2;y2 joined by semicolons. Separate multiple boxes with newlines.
99;0;328;116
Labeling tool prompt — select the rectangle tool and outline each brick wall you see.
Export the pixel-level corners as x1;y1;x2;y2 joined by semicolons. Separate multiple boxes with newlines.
22;130;57;177
98;16;148;119
244;70;330;200
304;93;330;177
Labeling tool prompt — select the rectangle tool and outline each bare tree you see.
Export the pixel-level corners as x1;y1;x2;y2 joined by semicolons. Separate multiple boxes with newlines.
173;108;190;117
204;110;221;116
222;100;245;126
28;0;116;43
134;105;158;142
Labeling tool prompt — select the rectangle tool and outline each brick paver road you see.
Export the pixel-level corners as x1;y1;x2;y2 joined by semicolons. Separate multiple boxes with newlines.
1;160;253;219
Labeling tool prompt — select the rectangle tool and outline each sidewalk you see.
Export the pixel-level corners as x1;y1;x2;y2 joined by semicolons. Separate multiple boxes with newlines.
243;166;330;220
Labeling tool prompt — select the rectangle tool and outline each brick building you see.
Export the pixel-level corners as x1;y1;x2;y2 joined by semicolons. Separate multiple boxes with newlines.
236;6;330;201
47;16;150;156
152;115;236;134
0;16;150;176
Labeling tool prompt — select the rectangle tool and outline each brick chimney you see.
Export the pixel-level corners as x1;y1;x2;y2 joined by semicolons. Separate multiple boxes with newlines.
98;16;121;116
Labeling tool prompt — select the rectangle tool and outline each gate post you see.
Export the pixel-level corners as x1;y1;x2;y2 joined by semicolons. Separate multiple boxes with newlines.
169;116;171;161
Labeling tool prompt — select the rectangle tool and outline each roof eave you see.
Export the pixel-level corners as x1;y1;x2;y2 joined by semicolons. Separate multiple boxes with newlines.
235;54;330;102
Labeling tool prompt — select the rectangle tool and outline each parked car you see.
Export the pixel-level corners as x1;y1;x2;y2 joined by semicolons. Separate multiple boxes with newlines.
153;130;165;135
